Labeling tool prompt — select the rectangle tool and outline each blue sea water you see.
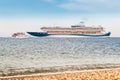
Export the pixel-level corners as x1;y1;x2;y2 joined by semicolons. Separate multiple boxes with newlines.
0;37;120;76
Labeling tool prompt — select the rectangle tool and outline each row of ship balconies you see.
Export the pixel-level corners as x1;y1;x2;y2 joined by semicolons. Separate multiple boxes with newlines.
42;28;104;31
46;30;102;34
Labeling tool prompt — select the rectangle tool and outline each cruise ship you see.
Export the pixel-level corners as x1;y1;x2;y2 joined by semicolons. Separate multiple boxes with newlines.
27;24;111;37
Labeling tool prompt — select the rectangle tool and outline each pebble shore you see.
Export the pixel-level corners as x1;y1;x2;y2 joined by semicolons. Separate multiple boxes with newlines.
1;69;120;80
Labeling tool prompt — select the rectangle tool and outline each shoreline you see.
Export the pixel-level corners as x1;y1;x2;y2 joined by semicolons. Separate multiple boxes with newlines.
1;68;120;79
1;63;120;77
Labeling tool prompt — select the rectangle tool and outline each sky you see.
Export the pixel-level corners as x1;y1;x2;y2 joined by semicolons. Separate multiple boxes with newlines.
0;0;120;37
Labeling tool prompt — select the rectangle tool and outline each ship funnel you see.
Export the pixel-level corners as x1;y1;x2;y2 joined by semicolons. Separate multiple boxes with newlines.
79;21;85;27
71;21;85;27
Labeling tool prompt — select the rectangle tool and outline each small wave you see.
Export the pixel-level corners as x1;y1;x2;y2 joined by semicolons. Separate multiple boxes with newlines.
1;63;120;77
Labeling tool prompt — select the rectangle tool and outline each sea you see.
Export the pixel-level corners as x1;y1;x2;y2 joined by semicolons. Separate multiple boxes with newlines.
0;37;120;76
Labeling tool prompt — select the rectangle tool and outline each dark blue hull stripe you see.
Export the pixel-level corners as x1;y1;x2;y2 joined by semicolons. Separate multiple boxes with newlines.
27;32;111;37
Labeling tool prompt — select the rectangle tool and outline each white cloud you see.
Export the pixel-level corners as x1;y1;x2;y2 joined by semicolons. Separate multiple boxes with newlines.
59;2;94;11
59;0;120;11
68;0;117;4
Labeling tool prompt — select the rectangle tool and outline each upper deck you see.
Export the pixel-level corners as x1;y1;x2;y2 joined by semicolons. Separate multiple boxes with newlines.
41;25;104;34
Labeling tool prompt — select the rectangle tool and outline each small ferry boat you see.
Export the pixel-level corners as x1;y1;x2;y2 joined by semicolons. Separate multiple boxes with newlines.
12;32;28;38
27;23;111;37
